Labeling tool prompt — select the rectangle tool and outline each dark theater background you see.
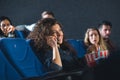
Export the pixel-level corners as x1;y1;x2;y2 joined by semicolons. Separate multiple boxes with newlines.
0;0;120;80
0;0;120;46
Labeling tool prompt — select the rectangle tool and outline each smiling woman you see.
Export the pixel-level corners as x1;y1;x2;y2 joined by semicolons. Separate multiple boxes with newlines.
0;16;23;38
27;18;95;80
27;18;77;71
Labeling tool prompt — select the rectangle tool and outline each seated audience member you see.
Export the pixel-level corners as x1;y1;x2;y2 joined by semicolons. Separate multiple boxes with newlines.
84;27;112;80
16;11;55;38
98;20;116;53
84;28;109;67
27;18;94;80
41;10;55;19
98;21;120;80
0;16;21;38
27;10;55;31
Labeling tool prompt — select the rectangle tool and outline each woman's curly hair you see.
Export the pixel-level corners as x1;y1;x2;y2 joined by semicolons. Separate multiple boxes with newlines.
27;18;76;54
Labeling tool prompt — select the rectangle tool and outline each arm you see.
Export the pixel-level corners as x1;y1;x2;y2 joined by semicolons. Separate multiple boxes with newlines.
46;36;62;67
52;45;62;67
7;25;15;33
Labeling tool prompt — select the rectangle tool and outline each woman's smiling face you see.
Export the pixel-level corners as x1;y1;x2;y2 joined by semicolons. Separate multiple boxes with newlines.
50;24;64;44
0;19;11;34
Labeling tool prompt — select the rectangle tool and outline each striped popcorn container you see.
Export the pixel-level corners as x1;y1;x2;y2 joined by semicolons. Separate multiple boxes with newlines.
85;53;97;67
85;50;109;67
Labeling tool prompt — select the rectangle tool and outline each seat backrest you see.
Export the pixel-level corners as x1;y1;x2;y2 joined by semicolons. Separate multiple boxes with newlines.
0;38;45;78
15;30;25;39
67;39;86;58
0;50;21;80
16;25;30;38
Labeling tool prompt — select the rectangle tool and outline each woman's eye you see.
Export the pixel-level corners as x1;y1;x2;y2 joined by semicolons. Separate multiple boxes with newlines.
1;24;6;27
52;31;56;34
7;24;10;26
1;24;10;27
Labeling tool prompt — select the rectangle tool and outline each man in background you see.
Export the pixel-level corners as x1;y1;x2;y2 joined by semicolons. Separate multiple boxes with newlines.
41;11;55;19
16;11;55;38
98;20;116;53
25;10;55;31
97;20;120;80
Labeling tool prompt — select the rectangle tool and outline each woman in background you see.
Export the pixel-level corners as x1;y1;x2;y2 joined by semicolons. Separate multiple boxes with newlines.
0;16;21;38
84;27;110;80
84;27;109;67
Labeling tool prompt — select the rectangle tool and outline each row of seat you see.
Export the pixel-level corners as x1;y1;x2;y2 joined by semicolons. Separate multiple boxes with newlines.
0;38;86;80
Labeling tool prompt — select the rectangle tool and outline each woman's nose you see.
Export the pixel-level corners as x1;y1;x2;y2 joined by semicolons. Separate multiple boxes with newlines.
93;35;96;38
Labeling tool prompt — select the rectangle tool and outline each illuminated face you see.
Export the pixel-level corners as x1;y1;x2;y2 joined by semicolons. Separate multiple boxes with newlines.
51;24;63;44
0;19;11;34
100;25;111;39
89;30;99;45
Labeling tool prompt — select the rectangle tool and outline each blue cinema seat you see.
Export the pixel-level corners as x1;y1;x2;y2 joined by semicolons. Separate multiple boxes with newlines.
0;38;45;79
0;38;83;80
15;30;25;39
67;39;86;58
25;39;83;80
0;50;22;80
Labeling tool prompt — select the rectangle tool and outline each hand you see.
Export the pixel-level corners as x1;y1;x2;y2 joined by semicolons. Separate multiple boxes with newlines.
46;36;57;48
7;25;15;33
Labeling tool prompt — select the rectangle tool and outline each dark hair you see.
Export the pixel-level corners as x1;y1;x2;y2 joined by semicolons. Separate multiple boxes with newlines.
0;16;12;25
98;20;112;29
41;11;55;18
0;16;13;35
